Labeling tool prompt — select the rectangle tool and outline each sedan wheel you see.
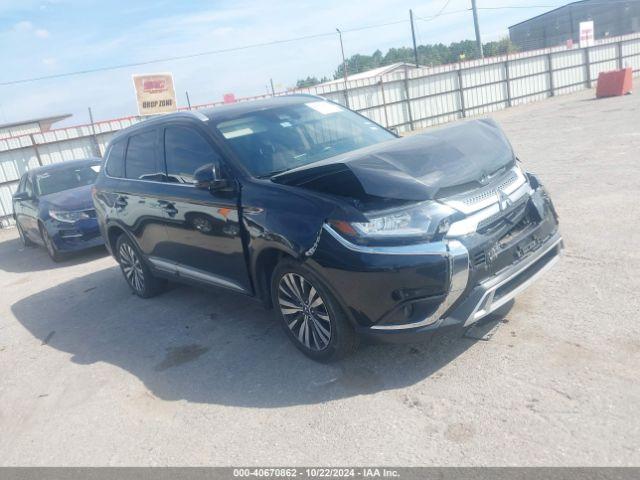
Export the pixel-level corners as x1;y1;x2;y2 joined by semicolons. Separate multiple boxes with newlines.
118;241;145;293
278;272;332;351
40;226;62;262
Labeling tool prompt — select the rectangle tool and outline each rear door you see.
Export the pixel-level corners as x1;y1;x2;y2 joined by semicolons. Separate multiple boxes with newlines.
157;122;251;294
103;130;171;260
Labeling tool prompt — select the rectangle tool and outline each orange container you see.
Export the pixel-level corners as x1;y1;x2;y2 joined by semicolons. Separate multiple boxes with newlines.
596;68;633;98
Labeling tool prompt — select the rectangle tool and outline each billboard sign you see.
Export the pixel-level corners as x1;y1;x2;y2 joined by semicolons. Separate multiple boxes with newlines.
132;73;177;116
579;21;595;48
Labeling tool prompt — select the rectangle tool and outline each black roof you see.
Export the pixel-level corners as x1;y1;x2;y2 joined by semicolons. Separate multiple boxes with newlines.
28;158;101;176
509;0;590;29
108;94;324;143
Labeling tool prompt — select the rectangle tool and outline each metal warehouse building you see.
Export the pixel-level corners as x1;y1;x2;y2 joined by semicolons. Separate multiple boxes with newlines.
509;0;640;51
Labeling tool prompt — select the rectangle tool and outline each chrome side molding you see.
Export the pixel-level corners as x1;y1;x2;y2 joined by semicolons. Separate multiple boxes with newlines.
148;256;248;294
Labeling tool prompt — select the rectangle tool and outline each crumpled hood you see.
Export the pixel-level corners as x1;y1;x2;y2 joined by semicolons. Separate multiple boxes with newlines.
40;184;94;211
273;118;516;202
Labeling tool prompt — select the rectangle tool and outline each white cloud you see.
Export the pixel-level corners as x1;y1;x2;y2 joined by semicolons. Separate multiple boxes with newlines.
42;57;57;66
35;28;50;38
10;20;50;39
13;21;34;32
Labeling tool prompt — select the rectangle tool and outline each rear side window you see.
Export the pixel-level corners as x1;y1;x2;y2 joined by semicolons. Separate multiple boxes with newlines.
105;140;126;178
24;177;34;197
125;131;158;181
164;126;222;184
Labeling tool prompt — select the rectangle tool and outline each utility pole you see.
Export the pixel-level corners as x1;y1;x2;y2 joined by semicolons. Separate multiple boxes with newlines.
471;0;484;58
185;91;192;110
409;9;419;67
336;28;350;108
269;78;276;96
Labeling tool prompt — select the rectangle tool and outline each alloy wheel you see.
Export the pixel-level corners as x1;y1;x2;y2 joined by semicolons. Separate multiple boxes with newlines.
119;242;145;293
278;272;332;351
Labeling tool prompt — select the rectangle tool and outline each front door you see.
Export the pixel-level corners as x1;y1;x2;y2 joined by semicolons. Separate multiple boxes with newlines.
158;123;251;294
15;176;40;242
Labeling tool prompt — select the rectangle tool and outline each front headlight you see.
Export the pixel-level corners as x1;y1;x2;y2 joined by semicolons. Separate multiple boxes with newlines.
49;209;91;224
330;201;456;244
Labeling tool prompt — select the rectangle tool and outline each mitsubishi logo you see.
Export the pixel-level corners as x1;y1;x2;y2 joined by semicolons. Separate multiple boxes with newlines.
497;189;512;212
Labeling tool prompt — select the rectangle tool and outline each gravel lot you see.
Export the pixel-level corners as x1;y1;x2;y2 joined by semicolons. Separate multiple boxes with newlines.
1;88;639;466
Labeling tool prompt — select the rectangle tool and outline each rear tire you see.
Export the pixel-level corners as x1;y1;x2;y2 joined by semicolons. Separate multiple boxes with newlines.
271;259;358;362
40;224;62;262
115;235;166;298
17;221;35;247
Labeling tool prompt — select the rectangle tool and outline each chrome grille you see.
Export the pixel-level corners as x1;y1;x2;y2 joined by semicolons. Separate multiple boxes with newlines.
476;194;529;232
462;170;519;207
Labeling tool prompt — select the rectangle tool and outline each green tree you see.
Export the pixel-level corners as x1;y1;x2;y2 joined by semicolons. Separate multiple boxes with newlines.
296;76;330;88
323;37;520;83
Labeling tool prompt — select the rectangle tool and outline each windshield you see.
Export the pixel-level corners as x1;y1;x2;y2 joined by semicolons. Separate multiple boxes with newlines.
35;164;101;196
215;100;395;177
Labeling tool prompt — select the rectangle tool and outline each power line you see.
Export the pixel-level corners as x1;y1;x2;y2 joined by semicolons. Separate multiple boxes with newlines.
0;19;408;87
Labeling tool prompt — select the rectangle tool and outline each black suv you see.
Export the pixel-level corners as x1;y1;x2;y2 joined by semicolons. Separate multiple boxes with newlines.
93;94;562;361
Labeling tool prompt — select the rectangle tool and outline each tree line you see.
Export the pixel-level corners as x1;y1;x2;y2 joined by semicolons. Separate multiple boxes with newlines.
296;37;518;88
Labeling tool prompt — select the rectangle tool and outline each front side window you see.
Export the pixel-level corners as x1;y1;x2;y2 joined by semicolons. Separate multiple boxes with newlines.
215;100;394;177
125;131;159;181
35;164;100;196
164;126;222;184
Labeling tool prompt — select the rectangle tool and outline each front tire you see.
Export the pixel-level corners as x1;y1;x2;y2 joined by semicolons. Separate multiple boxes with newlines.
40;224;62;262
17;221;35;247
271;259;358;362
115;235;165;298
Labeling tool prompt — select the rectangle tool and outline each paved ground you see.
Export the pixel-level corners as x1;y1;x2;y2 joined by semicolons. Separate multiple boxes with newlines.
1;89;639;466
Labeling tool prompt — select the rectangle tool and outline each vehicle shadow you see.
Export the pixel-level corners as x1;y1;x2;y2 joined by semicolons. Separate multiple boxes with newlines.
11;265;512;408
0;231;108;273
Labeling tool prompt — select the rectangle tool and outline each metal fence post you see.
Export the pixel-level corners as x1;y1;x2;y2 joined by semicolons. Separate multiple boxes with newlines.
402;64;415;131
584;47;591;88
504;56;512;107
88;107;101;157
547;52;555;97
28;134;43;166
457;65;466;118
378;78;391;129
617;41;624;69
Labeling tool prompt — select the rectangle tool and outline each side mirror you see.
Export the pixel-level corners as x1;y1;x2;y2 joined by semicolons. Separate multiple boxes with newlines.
12;191;32;202
194;162;232;191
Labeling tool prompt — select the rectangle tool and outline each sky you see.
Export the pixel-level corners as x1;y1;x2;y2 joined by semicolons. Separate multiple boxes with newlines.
0;0;570;126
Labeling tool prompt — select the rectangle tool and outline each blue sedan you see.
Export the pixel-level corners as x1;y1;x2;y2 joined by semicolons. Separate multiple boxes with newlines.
12;158;104;261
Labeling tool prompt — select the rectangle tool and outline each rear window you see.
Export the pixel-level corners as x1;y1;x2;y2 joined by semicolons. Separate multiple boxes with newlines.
105;140;126;178
125;131;159;180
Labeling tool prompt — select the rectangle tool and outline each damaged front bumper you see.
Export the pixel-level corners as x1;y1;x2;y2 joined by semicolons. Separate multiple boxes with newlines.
347;230;562;344
314;182;563;344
